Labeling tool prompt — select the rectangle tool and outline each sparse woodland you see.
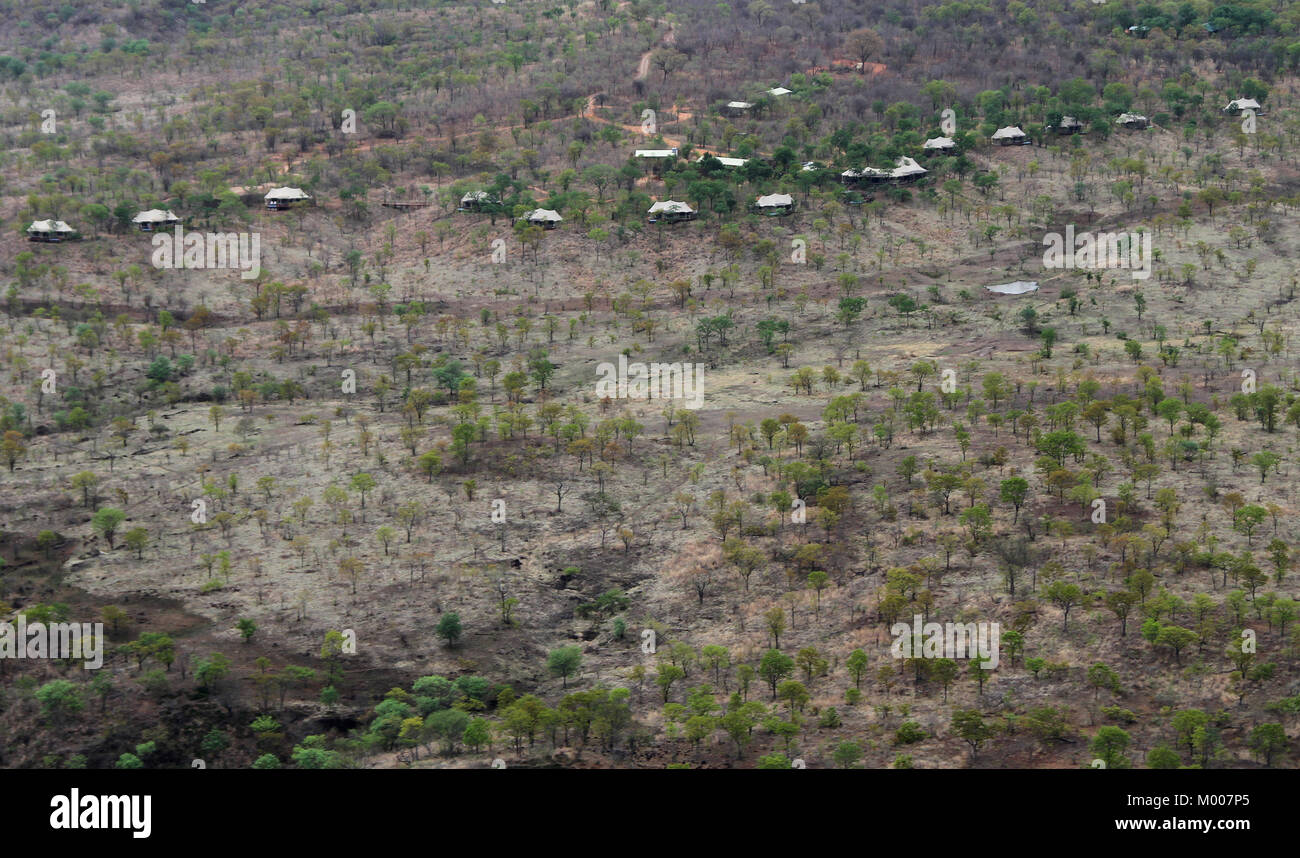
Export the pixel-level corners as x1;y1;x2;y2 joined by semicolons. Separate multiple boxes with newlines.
1;0;1300;770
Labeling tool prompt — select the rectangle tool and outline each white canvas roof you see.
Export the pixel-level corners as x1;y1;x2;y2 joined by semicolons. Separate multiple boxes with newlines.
767;87;792;96
635;148;678;158
1115;113;1147;125
801;161;821;172
700;154;748;167
132;209;180;224
727;101;753;109
842;167;885;179
991;126;1026;139
648;200;694;214
522;208;563;223
27;219;73;233
755;193;793;208
1058;115;1083;127
264;187;311;201
847;157;928;179
1225;98;1260;111
923;136;955;149
986;281;1039;295
890;156;927;178
461;190;492;203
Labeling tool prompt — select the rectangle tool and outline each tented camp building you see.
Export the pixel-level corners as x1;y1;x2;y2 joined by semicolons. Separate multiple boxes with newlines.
754;193;794;215
842;156;928;185
923;136;955;152
27;219;75;242
991;126;1030;145
647;200;696;223
1116;113;1149;129
1224;98;1262;114
635;147;678;174
1050;116;1083;134
132;209;181;231
698;154;749;168
459;191;499;212
521;209;563;229
264;187;312;210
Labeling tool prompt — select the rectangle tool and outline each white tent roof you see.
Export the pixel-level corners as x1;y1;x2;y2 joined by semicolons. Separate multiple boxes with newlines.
842;167;883;179
755;193;794;208
767;87;792;96
846;157;928;179
991;126;1026;139
801;161;821;172
522;209;563;223
132;209;180;224
1058;115;1083;127
1115;113;1147;125
700;154;748;167
986;281;1039;295
727;101;753;109
461;190;492;203
648;200;694;214
264;187;311;201
890;156;927;178
1225;98;1260;111
923;136;955;149
635;148;677;158
27;219;73;233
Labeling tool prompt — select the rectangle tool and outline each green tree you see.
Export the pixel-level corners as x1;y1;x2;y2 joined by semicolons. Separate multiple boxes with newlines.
759;649;795;699
92;507;126;548
35;680;84;723
952;708;995;759
547;646;582;688
1091;726;1132;768
1247;723;1287;766
436;612;463;648
846;649;869;688
833;740;863;768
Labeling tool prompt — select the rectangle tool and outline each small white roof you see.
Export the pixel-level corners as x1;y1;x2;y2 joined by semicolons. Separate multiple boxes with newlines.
986;281;1039;295
648;200;694;214
522;208;563;223
461;190;492;203
264;186;311;200
1225;98;1260;111
1116;113;1147;125
991;126;1026;139
1058;115;1083;126
132;209;180;224
635;148;678;157
699;154;748;167
923;136;955;149
767;87;792;96
28;219;74;233
755;193;794;208
727;101;753;109
801;161;821;171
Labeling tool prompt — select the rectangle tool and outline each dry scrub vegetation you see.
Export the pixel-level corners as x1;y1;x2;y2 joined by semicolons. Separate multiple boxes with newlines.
1;0;1299;770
